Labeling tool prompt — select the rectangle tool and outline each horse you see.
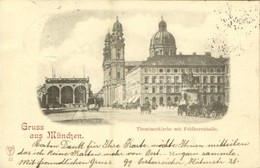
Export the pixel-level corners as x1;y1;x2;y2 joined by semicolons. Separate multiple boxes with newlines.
186;103;202;116
178;104;188;116
201;105;216;118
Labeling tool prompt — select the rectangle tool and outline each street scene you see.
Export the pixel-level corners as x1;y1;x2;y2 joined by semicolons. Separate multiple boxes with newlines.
43;107;221;125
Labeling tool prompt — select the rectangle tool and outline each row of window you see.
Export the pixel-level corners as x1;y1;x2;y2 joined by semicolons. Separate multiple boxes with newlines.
151;49;175;55
202;76;224;83
143;76;224;84
143;85;224;94
144;67;223;74
144;86;180;94
142;95;223;106
202;85;224;93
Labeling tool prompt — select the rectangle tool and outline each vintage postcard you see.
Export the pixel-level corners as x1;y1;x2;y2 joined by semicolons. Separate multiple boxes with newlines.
0;0;259;167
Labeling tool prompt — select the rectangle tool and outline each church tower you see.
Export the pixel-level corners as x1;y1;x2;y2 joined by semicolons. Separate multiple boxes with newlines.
103;17;125;106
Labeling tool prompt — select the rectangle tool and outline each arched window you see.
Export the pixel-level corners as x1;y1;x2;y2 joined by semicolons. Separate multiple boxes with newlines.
184;93;188;100
217;96;222;102
210;96;215;103
159;97;164;106
203;96;207;105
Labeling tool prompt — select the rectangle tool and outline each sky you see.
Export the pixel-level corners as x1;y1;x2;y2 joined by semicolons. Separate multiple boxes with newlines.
36;1;258;93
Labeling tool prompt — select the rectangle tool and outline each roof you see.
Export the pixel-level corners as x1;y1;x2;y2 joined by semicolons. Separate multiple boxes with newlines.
126;65;140;75
45;77;89;84
141;55;225;66
219;57;230;64
150;31;176;48
125;61;143;67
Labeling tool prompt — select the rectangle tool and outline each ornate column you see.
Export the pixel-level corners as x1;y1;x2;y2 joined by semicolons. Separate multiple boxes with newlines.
73;87;75;104
59;90;61;103
86;85;89;104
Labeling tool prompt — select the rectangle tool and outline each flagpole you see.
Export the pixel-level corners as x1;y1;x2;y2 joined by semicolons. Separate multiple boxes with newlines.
83;66;85;78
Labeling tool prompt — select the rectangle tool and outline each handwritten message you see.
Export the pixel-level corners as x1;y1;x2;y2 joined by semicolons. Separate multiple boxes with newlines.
14;122;250;167
16;138;249;167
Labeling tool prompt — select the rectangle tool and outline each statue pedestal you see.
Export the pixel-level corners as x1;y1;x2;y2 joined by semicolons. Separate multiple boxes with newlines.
181;87;199;104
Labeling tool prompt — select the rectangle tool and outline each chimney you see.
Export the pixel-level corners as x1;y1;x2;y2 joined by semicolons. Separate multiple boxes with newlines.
205;52;211;56
179;52;182;55
193;52;196;55
219;55;223;58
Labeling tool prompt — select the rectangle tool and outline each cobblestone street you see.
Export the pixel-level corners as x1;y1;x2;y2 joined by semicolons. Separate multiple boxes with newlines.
45;107;215;125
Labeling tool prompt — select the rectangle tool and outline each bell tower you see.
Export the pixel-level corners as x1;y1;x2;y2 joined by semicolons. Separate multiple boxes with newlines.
110;16;125;82
102;17;125;106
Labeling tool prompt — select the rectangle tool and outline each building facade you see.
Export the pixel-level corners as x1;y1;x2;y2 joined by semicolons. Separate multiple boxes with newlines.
125;66;141;104
114;83;126;104
223;58;230;105
127;55;226;106
102;17;229;107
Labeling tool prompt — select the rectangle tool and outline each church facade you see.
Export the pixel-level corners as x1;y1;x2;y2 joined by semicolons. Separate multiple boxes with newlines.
102;17;126;106
102;17;229;107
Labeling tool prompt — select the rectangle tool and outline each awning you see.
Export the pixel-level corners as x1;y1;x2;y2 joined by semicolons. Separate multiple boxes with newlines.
122;97;129;104
131;95;140;103
127;96;135;103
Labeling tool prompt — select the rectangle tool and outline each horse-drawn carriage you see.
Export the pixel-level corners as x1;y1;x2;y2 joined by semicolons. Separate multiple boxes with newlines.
140;98;152;114
202;102;228;118
176;89;228;118
178;103;202;116
177;101;228;118
140;104;151;114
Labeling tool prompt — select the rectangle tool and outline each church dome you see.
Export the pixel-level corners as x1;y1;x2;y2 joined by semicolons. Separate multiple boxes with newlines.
150;31;176;47
149;18;177;57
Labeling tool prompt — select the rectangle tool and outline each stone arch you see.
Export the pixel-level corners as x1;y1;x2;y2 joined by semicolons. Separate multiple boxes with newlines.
159;97;164;106
184;93;188;100
174;96;179;102
217;95;222;102
210;96;215;103
75;85;87;103
203;96;207;105
152;97;156;103
47;86;59;105
61;86;73;104
167;96;171;105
